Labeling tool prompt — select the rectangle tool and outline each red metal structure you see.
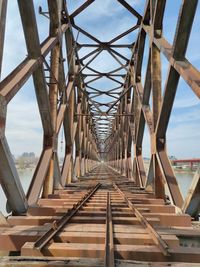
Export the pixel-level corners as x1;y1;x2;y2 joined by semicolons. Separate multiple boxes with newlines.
0;0;200;265
172;158;200;170
172;159;200;164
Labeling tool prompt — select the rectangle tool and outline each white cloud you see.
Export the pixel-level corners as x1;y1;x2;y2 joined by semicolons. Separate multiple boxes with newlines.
173;98;200;109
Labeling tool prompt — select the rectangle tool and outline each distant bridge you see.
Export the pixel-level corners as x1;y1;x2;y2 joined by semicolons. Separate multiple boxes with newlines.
172;158;200;169
172;159;200;164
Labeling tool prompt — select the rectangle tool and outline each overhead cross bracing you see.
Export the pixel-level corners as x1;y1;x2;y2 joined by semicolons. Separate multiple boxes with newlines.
67;0;142;155
0;0;200;265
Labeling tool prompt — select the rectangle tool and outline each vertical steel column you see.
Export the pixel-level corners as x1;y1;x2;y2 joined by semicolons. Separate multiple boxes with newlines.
0;0;7;79
43;44;60;197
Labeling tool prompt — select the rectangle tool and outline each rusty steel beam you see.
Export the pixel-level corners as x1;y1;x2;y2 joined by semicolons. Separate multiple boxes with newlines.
0;136;28;214
0;24;68;103
104;192;115;267
182;167;200;218
27;148;52;205
143;26;200;99
0;0;199;221
33;183;101;251
117;0;142;21
18;0;54;138
0;0;7;79
70;0;95;19
113;182;170;257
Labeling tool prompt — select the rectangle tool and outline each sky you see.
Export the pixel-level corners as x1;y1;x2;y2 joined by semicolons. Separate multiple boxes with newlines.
1;0;200;160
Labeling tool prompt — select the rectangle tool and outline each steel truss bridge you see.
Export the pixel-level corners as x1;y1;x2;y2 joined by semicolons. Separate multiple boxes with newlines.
0;0;200;266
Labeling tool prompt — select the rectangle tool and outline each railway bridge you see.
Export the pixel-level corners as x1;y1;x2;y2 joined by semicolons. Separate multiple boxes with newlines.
0;0;200;266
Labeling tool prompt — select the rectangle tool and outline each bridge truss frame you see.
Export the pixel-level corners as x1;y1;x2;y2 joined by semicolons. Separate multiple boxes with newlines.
0;0;199;216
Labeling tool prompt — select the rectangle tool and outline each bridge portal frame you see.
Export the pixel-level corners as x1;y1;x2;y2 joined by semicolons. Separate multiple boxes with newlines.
0;0;199;217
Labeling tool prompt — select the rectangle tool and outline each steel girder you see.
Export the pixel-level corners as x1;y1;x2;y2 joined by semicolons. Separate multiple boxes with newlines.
0;0;199;216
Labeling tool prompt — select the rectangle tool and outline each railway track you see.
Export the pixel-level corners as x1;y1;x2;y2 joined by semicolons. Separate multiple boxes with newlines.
16;182;170;265
33;182;101;252
24;179;170;264
1;165;200;266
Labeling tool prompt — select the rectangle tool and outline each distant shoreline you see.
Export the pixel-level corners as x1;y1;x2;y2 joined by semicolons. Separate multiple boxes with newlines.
174;168;195;174
143;161;196;175
15;163;196;175
16;164;36;171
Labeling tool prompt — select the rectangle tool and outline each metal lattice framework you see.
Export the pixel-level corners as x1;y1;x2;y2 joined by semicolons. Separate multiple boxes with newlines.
0;0;199;217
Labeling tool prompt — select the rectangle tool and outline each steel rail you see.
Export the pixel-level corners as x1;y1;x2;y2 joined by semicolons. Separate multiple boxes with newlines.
104;192;115;267
33;182;101;251
113;182;171;257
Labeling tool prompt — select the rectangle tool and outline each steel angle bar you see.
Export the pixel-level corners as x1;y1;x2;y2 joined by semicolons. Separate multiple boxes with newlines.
104;192;115;267
33;183;101;251
113;182;170;257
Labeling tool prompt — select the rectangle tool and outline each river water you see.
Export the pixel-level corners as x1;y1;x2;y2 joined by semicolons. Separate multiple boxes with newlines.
0;169;195;216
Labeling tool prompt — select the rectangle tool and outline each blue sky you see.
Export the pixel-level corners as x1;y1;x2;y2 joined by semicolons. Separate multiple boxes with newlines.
1;0;200;159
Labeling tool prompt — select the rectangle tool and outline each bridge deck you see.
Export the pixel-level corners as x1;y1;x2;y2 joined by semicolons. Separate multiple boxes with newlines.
0;165;200;266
